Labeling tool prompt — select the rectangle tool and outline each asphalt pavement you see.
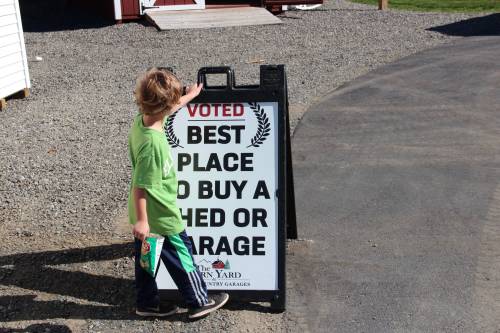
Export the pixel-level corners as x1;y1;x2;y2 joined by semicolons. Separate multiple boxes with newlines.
287;36;500;333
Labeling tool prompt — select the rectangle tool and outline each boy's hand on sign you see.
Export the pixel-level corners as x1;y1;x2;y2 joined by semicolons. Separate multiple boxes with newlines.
133;220;150;241
185;83;203;99
176;83;203;111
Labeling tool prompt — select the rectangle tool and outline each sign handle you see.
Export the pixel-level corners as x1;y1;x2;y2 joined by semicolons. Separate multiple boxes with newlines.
197;67;235;90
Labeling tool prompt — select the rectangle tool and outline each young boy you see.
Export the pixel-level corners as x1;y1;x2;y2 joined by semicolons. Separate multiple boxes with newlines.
128;67;229;319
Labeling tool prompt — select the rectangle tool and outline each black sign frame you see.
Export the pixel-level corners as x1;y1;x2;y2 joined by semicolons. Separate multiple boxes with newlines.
159;65;296;311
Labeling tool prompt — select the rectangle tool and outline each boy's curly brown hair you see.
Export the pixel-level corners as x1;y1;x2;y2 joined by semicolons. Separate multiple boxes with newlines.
134;68;182;116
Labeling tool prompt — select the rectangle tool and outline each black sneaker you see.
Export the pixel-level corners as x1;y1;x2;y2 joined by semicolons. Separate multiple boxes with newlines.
188;292;230;319
136;304;179;317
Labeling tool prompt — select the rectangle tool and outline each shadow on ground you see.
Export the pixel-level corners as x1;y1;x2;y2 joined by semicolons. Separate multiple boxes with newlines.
428;13;500;36
19;0;115;32
0;243;272;323
1;323;72;333
0;243;140;322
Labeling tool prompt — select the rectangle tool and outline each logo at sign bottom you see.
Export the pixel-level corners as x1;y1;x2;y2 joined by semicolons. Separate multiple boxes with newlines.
197;259;250;288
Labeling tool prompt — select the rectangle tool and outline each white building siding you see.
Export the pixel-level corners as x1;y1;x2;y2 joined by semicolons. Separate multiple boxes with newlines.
0;0;30;100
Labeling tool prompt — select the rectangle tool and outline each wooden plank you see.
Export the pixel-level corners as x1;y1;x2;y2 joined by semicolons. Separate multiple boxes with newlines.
146;4;205;12
265;0;322;4
154;0;196;5
147;7;282;30
206;4;252;9
379;0;388;10
0;98;6;111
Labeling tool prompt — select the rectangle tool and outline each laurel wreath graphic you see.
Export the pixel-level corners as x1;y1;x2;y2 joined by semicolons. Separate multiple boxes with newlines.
247;102;270;148
165;104;269;149
165;111;184;148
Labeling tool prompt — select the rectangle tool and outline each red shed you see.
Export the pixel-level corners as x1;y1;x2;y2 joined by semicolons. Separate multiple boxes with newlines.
112;0;323;21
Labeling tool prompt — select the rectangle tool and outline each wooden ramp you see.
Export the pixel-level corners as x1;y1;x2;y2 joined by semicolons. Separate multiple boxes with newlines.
146;7;282;30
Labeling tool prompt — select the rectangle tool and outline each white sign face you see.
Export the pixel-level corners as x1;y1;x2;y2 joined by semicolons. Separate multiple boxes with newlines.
156;102;279;291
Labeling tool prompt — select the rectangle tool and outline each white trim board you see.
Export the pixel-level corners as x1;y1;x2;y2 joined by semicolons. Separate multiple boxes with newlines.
114;0;122;20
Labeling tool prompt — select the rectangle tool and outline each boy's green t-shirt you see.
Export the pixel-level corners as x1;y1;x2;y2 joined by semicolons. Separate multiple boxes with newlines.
128;114;184;236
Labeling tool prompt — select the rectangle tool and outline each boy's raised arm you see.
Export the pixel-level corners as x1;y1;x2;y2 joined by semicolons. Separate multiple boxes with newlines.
133;187;150;241
174;83;203;112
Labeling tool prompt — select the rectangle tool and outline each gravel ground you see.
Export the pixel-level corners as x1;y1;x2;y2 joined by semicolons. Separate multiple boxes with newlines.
0;0;484;332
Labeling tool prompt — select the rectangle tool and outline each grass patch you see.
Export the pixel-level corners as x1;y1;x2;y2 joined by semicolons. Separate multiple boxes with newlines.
350;0;500;12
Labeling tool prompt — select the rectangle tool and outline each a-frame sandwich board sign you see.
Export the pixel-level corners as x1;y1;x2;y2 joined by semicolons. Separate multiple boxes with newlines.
157;65;296;311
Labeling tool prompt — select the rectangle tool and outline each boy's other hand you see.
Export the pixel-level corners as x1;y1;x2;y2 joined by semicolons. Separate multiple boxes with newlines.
133;220;150;241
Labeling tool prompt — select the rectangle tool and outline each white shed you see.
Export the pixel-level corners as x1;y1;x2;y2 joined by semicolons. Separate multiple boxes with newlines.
0;0;30;110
